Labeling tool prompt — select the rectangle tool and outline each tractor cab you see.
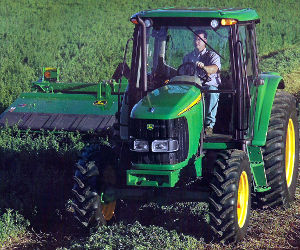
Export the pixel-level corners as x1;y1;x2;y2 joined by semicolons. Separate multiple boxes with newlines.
142;19;231;91
126;8;261;141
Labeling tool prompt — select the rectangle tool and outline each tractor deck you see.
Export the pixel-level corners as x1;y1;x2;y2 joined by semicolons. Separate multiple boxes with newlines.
0;91;118;133
0;111;115;132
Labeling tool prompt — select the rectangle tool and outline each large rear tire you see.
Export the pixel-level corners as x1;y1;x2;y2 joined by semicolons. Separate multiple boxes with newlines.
255;91;299;208
208;150;251;243
72;144;117;229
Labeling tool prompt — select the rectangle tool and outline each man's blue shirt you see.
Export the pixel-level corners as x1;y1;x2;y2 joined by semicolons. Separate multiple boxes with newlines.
183;48;221;87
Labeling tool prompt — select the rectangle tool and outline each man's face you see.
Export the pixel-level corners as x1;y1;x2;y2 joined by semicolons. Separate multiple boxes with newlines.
194;33;207;52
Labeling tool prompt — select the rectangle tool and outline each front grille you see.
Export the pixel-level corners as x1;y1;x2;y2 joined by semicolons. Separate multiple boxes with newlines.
130;117;189;164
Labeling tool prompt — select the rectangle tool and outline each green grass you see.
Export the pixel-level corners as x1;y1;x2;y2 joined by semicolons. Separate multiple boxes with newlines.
260;46;300;94
0;0;299;112
0;209;30;248
63;190;300;249
0;126;86;226
67;222;200;250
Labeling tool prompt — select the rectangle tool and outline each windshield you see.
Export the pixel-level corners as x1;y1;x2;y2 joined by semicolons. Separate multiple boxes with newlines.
146;25;231;90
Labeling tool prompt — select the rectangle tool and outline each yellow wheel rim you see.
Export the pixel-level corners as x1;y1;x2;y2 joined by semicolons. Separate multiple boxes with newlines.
285;118;295;188
101;164;117;221
102;201;116;221
237;171;249;228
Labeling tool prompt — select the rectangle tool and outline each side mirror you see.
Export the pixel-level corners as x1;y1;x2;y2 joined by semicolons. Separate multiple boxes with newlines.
112;38;133;82
112;62;130;82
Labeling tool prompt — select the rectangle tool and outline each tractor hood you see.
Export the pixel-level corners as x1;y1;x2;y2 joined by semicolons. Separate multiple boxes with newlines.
130;84;202;120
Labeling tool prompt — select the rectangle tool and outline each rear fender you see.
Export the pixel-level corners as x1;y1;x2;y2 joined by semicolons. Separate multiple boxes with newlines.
252;73;283;146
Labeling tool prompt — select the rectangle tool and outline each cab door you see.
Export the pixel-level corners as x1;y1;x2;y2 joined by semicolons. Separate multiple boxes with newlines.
237;23;260;139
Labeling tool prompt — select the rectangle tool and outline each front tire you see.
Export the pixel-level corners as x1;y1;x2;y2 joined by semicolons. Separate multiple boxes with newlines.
72;144;117;229
208;150;251;243
255;91;299;208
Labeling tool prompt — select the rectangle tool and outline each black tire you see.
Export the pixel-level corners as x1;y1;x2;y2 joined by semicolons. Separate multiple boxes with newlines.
72;144;117;229
208;150;251;243
254;91;299;208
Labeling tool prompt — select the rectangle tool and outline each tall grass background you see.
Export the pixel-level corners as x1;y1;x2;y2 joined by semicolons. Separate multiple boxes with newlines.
0;0;299;111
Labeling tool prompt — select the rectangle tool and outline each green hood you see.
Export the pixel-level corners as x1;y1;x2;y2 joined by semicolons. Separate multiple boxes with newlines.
130;84;202;120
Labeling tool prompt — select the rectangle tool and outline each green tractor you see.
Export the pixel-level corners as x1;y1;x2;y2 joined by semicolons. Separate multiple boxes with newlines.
1;8;298;242
71;8;299;242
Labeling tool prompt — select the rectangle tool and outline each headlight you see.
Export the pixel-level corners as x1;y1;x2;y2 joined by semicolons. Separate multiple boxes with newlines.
152;139;179;153
133;140;149;152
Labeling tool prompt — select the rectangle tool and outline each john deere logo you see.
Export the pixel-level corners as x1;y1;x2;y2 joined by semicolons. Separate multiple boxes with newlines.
93;100;107;106
147;124;154;130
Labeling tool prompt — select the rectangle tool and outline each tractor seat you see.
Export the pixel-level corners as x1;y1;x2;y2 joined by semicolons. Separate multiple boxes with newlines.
169;75;202;86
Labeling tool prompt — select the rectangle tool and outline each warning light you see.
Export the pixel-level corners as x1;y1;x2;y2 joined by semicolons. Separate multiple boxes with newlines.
221;19;238;26
131;18;138;24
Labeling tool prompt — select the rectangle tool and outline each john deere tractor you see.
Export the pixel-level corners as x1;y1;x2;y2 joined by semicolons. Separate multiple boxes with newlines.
1;8;298;242
71;8;299;242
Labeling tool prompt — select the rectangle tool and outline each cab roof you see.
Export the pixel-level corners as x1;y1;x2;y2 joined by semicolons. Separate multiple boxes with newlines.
131;7;259;22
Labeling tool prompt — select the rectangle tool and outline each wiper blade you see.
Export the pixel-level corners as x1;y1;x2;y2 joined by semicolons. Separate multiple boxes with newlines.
186;26;225;60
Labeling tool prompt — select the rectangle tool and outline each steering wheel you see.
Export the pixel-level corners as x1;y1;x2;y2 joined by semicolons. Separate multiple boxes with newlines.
177;62;196;76
177;62;211;83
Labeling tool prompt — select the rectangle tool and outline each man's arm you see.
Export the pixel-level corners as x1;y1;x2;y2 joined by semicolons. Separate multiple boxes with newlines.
196;62;219;75
196;51;221;75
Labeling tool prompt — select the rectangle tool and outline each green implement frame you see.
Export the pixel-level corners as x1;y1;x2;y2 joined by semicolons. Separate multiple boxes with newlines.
0;68;128;133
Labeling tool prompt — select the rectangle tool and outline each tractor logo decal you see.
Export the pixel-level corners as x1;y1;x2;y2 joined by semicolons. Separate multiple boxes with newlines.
93;100;107;106
147;124;154;130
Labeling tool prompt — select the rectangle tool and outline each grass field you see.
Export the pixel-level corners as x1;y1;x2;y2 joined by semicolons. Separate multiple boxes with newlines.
2;185;300;249
0;0;299;111
0;0;299;248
